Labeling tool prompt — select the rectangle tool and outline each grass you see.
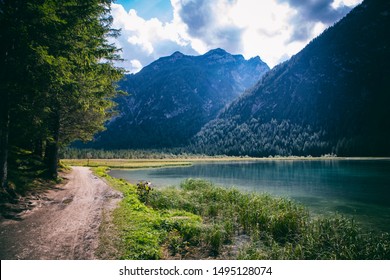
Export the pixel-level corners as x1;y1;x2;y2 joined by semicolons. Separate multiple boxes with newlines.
61;156;390;171
62;156;328;170
62;156;283;170
94;167;390;260
62;158;193;169
94;167;173;259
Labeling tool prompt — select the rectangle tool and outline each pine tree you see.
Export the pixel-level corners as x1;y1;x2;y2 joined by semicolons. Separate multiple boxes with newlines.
0;0;124;188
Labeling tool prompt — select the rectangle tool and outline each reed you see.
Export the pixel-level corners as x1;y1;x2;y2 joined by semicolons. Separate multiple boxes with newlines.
95;169;390;260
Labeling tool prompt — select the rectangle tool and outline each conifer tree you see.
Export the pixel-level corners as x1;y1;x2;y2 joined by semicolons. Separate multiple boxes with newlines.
0;0;124;187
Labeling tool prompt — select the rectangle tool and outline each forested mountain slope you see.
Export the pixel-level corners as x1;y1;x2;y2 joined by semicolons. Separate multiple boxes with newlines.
85;48;269;149
191;0;390;157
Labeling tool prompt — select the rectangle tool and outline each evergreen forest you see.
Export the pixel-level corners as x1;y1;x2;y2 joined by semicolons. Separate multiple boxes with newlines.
0;0;124;194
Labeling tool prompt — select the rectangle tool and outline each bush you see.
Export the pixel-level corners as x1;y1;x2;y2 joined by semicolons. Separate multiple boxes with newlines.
136;181;153;203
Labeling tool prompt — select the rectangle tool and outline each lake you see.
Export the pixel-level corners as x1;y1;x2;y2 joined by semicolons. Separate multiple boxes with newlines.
109;159;390;232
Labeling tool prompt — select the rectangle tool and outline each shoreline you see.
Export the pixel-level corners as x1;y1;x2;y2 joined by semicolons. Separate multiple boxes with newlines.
61;156;390;170
92;167;390;260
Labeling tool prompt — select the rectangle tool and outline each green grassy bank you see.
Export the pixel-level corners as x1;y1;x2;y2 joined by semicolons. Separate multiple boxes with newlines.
95;167;390;260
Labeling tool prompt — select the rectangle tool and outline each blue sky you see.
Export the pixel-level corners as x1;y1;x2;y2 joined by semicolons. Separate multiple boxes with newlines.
116;0;173;21
111;0;362;73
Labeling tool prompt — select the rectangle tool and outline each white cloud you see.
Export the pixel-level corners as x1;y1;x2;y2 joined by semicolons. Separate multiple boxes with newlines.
110;0;362;72
169;0;320;67
332;0;362;9
171;0;244;54
222;0;298;67
129;59;143;73
110;3;194;73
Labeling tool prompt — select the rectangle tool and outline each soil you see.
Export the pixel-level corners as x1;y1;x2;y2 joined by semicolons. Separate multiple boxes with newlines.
0;166;122;260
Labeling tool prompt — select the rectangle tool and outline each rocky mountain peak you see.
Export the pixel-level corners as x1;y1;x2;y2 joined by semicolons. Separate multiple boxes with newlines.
80;49;270;149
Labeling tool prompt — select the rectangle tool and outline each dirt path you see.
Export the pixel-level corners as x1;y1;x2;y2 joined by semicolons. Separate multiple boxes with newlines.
0;166;121;260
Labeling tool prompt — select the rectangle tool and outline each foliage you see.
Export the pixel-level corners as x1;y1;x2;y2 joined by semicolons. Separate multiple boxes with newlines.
136;181;153;204
96;168;390;260
0;0;123;189
0;148;62;217
153;179;390;259
60;147;202;159
93;167;202;259
190;118;329;157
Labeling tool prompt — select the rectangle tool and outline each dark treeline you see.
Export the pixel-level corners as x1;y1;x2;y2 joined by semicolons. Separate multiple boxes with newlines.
189;118;331;157
60;147;203;160
0;0;123;194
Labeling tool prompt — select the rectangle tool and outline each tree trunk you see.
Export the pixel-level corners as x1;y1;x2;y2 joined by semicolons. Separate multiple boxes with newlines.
45;112;60;179
0;94;10;190
33;138;44;158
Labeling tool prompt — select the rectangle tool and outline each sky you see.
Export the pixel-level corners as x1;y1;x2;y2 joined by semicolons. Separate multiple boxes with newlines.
111;0;363;73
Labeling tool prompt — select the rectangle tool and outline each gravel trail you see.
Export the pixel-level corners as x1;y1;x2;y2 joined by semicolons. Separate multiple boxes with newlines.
0;166;121;260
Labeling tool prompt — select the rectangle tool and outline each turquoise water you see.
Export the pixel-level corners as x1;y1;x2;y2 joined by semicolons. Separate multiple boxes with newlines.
109;159;390;232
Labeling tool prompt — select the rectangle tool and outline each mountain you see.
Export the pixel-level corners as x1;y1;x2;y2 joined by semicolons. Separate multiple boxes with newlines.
191;0;390;157
84;48;269;149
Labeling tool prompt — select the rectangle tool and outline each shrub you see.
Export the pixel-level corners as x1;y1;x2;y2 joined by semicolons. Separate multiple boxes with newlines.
136;181;153;204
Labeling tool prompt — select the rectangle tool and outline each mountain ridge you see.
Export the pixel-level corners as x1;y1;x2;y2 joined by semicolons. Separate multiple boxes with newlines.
191;0;390;156
82;48;270;149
